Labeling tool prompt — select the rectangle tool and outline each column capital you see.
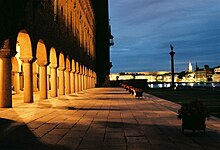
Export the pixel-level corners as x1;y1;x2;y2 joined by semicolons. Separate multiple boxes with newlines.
65;68;71;72
71;69;76;73
58;67;65;71
50;64;58;69
20;57;33;63
0;49;12;58
37;60;48;67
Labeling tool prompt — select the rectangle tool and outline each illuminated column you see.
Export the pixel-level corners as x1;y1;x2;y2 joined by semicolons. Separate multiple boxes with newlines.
92;73;94;88
70;60;76;93
70;71;75;93
21;58;33;103
33;72;38;92
14;71;20;94
84;67;87;90
91;71;94;88
79;65;82;91
90;71;92;88
32;62;38;92
0;49;12;107
75;73;79;92
47;67;51;91
88;69;90;89
39;64;48;99
75;62;80;92
65;68;71;94
93;72;96;88
50;65;57;97
78;73;81;92
58;67;65;95
82;66;85;90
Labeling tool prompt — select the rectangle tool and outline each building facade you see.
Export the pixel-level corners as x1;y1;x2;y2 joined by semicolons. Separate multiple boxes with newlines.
91;0;113;86
0;0;111;108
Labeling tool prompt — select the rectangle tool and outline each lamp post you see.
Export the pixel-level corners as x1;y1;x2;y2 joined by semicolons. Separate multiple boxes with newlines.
169;44;175;90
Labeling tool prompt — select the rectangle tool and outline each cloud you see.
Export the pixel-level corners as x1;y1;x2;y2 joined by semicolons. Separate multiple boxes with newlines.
109;0;220;73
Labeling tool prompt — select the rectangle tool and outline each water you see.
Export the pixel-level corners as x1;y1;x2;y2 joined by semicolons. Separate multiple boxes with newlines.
147;82;220;89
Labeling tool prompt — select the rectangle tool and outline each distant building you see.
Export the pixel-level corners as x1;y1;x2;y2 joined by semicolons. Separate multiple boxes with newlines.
110;63;220;83
195;65;214;82
188;61;193;72
212;66;220;82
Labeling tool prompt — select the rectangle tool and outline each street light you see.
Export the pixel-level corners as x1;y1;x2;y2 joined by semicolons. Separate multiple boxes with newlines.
169;44;175;90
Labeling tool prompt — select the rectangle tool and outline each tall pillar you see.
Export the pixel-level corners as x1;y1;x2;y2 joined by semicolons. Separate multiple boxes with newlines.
47;66;51;91
169;44;175;91
84;75;87;90
21;58;33;103
75;73;79;92
39;64;48;99
0;49;12;107
14;71;20;94
79;73;82;91
81;74;84;91
20;73;23;90
33;72;38;92
33;62;38;92
50;66;57;97
88;70;91;89
70;71;75;93
65;68;71;94
58;67;65;95
82;67;86;90
79;65;82;91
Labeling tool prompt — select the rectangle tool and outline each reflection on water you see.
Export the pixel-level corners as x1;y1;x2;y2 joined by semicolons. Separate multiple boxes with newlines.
148;82;220;89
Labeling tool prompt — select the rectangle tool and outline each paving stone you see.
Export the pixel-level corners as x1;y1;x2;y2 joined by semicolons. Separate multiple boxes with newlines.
0;88;219;150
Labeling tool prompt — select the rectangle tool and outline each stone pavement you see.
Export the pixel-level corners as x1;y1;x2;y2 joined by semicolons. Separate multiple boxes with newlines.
0;88;220;150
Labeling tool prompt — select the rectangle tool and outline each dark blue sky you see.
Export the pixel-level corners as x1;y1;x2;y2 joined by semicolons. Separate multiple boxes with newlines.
109;0;220;73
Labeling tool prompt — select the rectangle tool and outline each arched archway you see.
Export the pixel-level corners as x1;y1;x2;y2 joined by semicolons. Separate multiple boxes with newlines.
49;47;58;97
17;30;33;103
17;30;33;60
36;40;48;99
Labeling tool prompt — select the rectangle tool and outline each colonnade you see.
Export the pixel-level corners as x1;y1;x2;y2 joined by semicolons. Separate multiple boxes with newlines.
0;50;97;108
11;59;97;99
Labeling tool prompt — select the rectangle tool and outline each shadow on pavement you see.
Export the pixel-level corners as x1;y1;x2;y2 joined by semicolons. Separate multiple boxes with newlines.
0;118;71;150
67;106;122;111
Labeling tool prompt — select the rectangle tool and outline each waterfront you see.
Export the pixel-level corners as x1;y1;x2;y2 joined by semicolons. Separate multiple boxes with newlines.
148;82;220;89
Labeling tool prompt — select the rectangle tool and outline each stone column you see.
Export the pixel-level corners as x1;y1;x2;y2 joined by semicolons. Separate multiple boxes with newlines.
81;74;84;91
65;68;71;94
14;71;20;94
32;62;38;92
75;73;79;92
0;49;12;107
50;65;57;97
47;66;51;91
39;64;48;99
58;67;65;95
21;58;33;103
79;73;82;91
33;72;38;92
88;71;90;89
70;71;75;93
78;65;82;91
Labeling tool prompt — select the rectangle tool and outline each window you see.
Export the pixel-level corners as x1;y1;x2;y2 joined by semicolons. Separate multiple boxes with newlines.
54;0;58;21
